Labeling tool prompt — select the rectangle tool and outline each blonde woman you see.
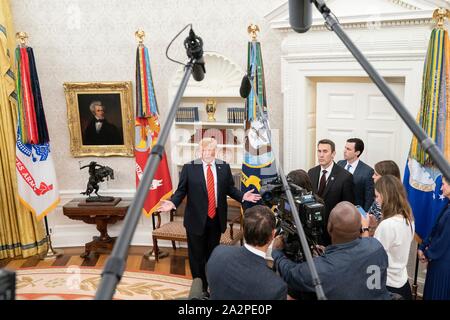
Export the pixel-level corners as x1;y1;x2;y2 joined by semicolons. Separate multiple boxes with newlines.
372;175;414;299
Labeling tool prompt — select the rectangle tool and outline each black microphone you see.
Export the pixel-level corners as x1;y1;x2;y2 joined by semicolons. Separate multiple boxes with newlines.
239;75;252;98
289;0;313;33
192;57;206;81
184;28;206;81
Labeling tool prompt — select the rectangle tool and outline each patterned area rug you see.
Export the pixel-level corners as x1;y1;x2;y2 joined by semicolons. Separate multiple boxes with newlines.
15;267;192;300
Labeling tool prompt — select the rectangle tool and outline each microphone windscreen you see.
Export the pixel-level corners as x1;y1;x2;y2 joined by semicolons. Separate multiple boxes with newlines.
239;75;252;98
289;0;312;33
192;57;205;82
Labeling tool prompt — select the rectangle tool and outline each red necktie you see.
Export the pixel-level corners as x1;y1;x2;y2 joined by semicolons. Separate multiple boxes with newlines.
206;164;216;219
318;169;327;196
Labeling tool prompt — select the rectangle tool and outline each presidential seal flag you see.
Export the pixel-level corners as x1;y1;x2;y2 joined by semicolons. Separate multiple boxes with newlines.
134;32;172;216
240;27;277;208
403;26;450;241
15;44;59;220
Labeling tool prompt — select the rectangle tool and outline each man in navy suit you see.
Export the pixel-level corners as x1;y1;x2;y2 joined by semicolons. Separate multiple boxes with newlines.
158;138;260;292
207;205;287;300
308;139;354;245
337;138;374;212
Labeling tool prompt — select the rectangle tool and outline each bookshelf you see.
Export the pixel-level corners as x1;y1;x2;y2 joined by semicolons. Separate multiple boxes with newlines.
168;52;246;187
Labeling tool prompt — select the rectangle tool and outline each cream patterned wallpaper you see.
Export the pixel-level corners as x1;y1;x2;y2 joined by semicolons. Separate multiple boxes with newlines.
10;0;285;192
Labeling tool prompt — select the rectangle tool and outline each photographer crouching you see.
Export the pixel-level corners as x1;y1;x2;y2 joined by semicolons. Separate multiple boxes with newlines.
272;201;392;300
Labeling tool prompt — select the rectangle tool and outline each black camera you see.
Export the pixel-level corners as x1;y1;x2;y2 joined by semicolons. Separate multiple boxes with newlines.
260;176;326;262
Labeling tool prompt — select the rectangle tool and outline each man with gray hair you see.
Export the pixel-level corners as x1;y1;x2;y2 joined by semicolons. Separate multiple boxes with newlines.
158;138;261;293
83;101;123;145
272;201;391;300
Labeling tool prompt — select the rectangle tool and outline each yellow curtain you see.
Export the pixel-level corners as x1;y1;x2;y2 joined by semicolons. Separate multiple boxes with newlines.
0;0;47;259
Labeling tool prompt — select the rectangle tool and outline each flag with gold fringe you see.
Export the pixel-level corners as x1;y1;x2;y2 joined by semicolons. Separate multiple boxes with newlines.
240;36;277;208
15;44;60;220
134;39;172;216
403;27;450;241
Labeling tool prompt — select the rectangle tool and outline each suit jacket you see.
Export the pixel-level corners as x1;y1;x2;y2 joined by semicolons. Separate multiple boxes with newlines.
308;162;355;244
170;159;243;236
337;159;374;211
207;245;287;300
83;118;123;145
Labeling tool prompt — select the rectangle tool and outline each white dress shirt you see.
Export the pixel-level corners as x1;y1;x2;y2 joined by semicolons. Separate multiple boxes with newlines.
345;159;359;175
95;117;103;133
318;161;334;189
202;159;218;206
244;243;266;259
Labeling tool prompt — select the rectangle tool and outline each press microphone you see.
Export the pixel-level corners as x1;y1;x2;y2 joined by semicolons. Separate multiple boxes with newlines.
192;57;205;81
184;27;206;81
289;0;313;33
239;74;251;98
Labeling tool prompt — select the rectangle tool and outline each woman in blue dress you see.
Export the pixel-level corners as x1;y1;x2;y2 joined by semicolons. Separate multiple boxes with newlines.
417;176;450;300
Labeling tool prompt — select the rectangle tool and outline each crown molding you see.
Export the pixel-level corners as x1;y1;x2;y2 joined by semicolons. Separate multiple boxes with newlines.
265;0;441;31
282;50;427;63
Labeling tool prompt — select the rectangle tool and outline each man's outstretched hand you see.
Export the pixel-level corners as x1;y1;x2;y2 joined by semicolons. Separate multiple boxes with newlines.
157;200;176;212
243;189;262;203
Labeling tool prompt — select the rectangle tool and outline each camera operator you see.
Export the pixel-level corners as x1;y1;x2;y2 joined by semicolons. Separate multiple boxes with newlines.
287;169;324;204
272;201;391;300
206;205;287;300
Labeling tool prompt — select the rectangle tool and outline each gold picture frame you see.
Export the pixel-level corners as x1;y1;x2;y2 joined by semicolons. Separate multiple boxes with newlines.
64;81;134;157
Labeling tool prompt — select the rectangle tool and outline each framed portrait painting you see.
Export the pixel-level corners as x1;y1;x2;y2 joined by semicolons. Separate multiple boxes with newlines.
64;81;134;157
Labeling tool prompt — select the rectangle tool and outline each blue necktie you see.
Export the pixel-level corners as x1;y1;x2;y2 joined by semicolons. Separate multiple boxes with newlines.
346;164;352;172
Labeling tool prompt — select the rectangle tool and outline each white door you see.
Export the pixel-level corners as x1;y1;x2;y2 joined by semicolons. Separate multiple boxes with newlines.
316;82;407;169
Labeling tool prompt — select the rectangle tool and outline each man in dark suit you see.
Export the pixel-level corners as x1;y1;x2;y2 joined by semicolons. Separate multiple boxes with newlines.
337;138;374;212
83;101;123;145
308;139;354;245
206;205;287;300
158;138;260;293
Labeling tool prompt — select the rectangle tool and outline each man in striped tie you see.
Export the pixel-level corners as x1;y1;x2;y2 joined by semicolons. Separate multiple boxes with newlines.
159;138;260;293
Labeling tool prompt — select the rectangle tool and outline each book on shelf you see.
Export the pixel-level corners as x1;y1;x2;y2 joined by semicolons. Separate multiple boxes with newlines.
176;107;199;122
227;107;245;124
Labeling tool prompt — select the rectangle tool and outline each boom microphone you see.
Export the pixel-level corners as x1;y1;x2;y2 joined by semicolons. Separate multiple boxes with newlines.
184;28;206;81
192;57;205;81
289;0;313;33
239;75;252;98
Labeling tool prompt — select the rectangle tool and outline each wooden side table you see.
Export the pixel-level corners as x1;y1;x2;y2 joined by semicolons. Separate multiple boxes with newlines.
62;198;132;258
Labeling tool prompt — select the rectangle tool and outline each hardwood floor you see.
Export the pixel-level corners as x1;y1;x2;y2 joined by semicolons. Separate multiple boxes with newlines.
2;246;192;278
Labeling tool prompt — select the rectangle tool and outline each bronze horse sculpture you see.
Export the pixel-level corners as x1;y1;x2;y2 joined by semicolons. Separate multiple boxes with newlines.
80;161;115;201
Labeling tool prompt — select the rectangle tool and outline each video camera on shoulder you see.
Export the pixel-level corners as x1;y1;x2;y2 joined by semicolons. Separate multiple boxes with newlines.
260;176;326;262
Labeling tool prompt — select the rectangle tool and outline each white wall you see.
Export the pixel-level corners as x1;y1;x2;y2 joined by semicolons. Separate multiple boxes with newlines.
10;0;285;246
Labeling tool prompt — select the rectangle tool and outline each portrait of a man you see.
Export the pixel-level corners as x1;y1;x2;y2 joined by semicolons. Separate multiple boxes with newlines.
81;99;123;145
64;81;133;157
